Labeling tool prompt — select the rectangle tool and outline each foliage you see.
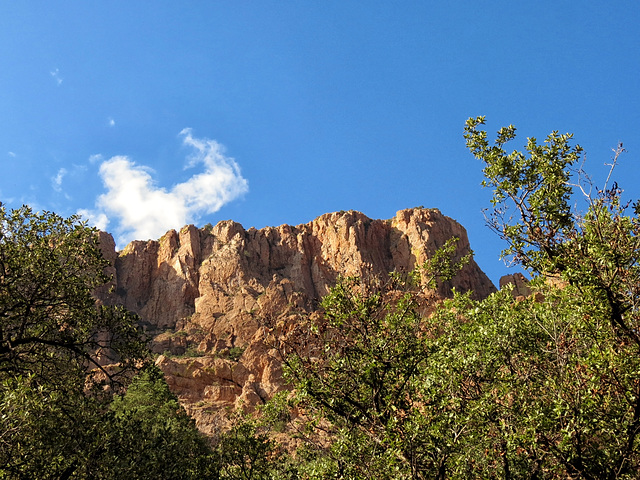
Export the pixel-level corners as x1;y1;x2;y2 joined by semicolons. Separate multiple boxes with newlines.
0;204;150;479
272;119;640;479
227;346;246;362
0;204;297;479
0;204;147;385
429;280;640;478
93;365;219;480
274;241;470;479
457;117;640;477
216;416;279;480
214;399;306;480
0;374;102;479
0;205;299;479
463;115;583;271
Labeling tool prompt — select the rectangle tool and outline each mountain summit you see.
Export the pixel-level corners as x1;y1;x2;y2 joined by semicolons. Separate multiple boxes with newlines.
96;207;495;433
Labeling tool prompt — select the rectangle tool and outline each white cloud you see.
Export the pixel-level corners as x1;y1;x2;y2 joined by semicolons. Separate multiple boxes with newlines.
77;208;109;231
50;68;63;86
52;168;67;192
79;130;248;247
108;117;115;127
8;151;16;158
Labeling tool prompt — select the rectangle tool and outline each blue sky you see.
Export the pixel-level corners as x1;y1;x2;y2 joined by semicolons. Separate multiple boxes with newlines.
1;2;638;285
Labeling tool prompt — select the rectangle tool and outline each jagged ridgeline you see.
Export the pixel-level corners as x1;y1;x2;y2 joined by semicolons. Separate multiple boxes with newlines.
95;207;494;434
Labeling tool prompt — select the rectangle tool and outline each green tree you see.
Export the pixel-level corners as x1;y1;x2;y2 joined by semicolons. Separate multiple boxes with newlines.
457;117;640;478
463;116;583;272
274;239;471;479
93;365;218;480
275;119;640;479
0;374;102;479
0;204;146;384
0;204;148;479
430;278;640;478
0;205;287;479
216;417;279;480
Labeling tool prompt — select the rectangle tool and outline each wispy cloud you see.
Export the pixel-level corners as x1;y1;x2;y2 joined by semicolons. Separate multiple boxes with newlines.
50;68;63;86
79;130;248;247
8;151;16;158
0;189;15;204
51;168;67;192
108;117;115;127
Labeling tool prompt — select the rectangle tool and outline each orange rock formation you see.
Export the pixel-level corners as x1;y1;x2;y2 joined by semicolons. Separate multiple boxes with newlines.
97;208;495;433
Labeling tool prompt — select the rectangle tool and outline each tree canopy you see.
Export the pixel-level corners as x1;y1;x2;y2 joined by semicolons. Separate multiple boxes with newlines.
0;205;220;479
0;205;146;385
0;205;147;478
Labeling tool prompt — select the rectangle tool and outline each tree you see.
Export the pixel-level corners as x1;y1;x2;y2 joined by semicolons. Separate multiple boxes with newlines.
272;239;471;479
0;205;295;479
92;365;219;480
216;416;280;480
459;117;640;478
0;204;147;384
0;204;148;478
463;116;583;272
274;119;640;479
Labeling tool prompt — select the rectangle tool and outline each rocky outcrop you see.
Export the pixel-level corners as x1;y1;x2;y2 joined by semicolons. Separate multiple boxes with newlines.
499;272;532;300
97;208;495;432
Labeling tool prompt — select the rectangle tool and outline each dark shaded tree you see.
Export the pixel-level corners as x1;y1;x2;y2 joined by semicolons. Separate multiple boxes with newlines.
0;205;147;478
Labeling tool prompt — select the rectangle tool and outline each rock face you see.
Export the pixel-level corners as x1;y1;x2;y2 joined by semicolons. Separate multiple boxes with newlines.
97;208;495;433
499;272;532;299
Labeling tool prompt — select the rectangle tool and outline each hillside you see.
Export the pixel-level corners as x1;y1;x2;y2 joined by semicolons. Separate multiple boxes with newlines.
96;207;495;433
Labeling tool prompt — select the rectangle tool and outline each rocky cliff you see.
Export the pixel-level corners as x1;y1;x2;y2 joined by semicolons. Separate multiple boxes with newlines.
97;208;495;434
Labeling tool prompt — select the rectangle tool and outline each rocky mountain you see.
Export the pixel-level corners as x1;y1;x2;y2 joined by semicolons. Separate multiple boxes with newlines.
96;207;496;434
